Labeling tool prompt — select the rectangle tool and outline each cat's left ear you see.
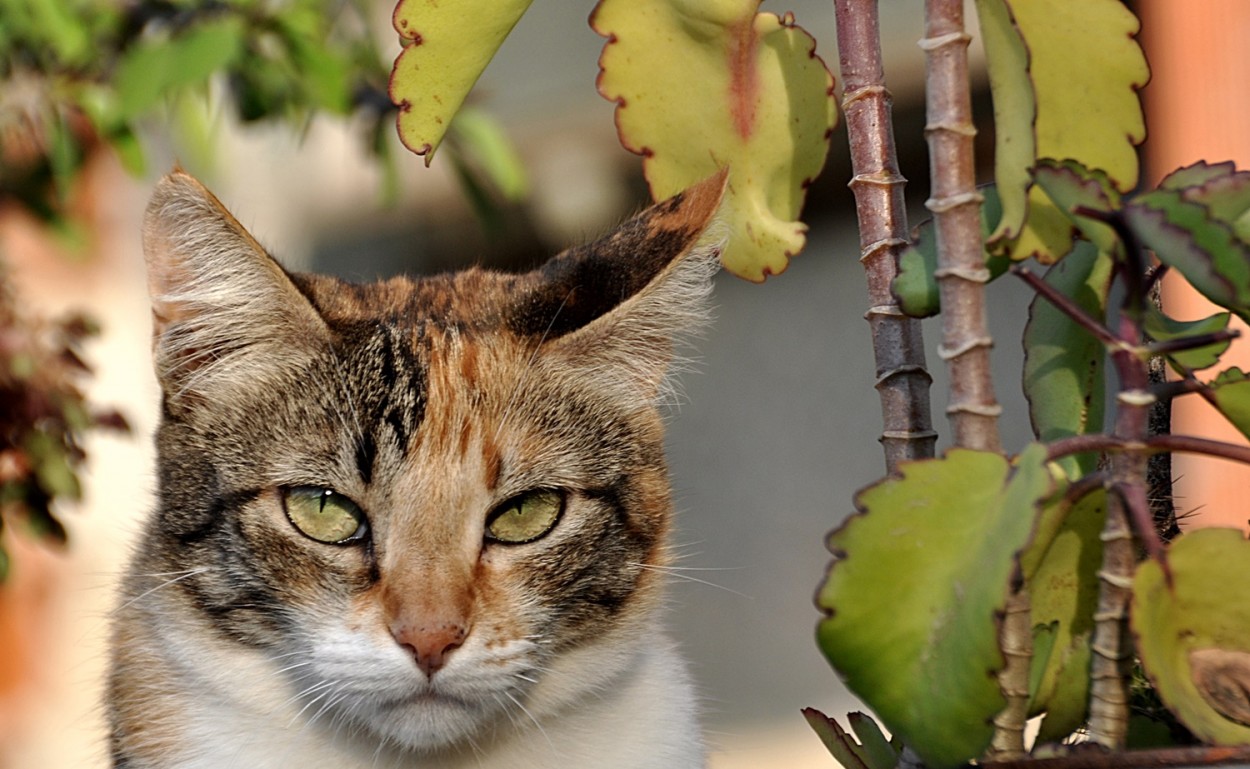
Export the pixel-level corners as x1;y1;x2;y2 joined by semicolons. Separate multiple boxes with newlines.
509;170;728;400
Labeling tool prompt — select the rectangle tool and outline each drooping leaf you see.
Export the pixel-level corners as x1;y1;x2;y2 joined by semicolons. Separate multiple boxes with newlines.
976;0;1147;261
1143;305;1232;373
973;0;1033;246
1125;188;1250;321
592;0;836;281
114;17;246;119
1208;368;1250;442
389;0;534;163
1024;489;1105;742
1023;241;1113;479
1134;529;1250;744
816;444;1055;768
1033;159;1121;254
894;185;1008;318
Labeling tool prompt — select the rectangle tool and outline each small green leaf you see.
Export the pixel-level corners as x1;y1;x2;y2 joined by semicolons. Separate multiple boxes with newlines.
592;0;837;281
1159;161;1240;192
895;185;1008;318
816;444;1055;769
848;711;901;769
275;15;353;114
1160;161;1250;225
447;107;529;202
1025;490;1105;742
1134;529;1250;743
389;0;534;162
802;708;872;769
1023;241;1112;479
115;17;246;119
1208;368;1250;442
1143;305;1232;373
1033;159;1121;254
1125;188;1250;320
25;432;80;501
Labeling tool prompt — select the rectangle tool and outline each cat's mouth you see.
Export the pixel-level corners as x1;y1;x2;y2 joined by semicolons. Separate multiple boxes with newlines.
384;687;476;712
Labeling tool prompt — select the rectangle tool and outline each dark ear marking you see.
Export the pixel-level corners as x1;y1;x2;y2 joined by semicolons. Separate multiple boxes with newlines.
507;170;727;340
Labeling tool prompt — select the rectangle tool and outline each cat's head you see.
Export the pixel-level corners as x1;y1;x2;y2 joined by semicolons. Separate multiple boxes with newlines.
136;170;724;750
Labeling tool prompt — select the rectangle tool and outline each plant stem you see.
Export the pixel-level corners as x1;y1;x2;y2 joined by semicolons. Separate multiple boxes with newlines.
833;0;936;474
921;0;1003;455
1086;312;1151;749
1047;433;1250;467
920;0;1016;757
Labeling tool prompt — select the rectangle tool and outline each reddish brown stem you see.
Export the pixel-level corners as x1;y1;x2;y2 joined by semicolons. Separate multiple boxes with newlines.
922;0;1002;455
834;0;936;473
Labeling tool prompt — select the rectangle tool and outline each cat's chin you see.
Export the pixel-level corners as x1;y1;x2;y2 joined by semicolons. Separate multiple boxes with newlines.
359;690;500;752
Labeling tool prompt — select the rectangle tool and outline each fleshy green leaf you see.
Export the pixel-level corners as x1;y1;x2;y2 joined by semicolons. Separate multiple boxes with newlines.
1023;241;1112;479
1144;305;1232;373
1209;368;1250;442
895;185;1008;318
976;0;1147;261
1025;490;1105;742
1134;529;1250;743
592;0;836;281
816;444;1055;769
1033;159;1121;254
389;0;534;163
114;17;246;119
1125;188;1250;321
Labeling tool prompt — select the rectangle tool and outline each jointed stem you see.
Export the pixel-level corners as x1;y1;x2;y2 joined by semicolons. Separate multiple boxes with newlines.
834;0;936;473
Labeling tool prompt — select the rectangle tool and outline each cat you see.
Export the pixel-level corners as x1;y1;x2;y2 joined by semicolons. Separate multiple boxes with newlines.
106;168;726;769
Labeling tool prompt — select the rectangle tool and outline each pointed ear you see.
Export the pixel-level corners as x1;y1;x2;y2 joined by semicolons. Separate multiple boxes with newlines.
143;171;328;409
509;170;727;402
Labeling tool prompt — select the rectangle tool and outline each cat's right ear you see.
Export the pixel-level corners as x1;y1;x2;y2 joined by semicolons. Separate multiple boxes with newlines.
143;171;328;409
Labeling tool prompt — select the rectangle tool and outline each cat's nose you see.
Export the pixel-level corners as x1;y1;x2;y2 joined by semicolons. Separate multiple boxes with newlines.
392;621;470;677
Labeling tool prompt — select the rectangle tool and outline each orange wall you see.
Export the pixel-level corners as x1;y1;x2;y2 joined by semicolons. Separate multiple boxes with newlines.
1141;0;1250;531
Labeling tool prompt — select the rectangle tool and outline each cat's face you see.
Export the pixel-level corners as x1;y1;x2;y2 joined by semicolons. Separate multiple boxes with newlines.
131;171;723;751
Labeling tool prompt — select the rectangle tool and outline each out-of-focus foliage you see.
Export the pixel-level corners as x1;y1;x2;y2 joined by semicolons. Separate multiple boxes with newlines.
0;0;393;231
0;269;127;577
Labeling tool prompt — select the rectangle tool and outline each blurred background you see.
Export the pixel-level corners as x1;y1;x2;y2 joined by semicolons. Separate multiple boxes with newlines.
0;1;1244;767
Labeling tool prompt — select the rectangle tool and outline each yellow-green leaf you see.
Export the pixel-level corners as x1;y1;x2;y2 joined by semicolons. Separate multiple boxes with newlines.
592;0;836;281
1134;529;1250;744
817;444;1055;768
976;0;1147;262
388;0;534;164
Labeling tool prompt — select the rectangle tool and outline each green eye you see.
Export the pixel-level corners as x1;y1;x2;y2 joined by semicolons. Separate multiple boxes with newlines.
282;487;368;544
485;489;564;544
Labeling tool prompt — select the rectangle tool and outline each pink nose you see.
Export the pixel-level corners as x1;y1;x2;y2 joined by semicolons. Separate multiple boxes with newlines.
392;621;469;677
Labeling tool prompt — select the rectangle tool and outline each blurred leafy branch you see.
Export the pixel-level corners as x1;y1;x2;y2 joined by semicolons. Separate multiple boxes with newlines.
1;0;395;231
